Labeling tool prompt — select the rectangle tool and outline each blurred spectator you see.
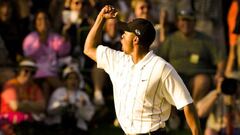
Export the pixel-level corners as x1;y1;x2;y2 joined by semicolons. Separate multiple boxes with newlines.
61;0;93;69
156;0;194;46
148;0;161;22
0;35;10;68
0;0;24;62
159;9;226;102
128;0;157;24
46;65;95;135
158;0;192;29
14;0;32;37
23;10;71;101
197;77;240;135
150;4;178;53
0;58;45;134
61;0;99;96
48;0;65;32
103;19;121;50
0;35;15;88
116;0;131;21
193;0;226;65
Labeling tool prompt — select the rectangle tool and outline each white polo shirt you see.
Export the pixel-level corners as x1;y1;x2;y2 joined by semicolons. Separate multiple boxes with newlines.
96;45;193;134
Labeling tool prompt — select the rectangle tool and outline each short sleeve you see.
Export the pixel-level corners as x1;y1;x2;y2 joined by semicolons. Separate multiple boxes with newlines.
161;64;193;110
96;45;126;74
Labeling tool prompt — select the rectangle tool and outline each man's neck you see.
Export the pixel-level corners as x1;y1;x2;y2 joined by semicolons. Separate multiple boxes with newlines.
131;49;148;64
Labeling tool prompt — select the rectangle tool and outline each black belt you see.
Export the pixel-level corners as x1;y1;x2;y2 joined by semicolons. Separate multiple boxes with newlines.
126;128;166;135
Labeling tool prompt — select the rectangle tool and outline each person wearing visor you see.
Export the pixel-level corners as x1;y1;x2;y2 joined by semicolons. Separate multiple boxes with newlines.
159;9;226;103
84;5;202;135
0;58;45;134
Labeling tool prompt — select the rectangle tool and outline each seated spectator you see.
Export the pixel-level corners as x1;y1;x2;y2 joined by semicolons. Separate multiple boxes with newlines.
0;58;45;134
23;10;71;101
46;65;95;135
159;9;226;102
196;77;240;135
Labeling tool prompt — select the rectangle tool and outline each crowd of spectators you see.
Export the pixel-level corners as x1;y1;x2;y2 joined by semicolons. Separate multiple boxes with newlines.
0;0;239;135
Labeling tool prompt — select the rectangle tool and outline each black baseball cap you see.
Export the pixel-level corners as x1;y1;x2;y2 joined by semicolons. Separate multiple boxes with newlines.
118;18;156;47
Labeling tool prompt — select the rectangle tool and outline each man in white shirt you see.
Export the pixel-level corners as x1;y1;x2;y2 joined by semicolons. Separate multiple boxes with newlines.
84;5;202;135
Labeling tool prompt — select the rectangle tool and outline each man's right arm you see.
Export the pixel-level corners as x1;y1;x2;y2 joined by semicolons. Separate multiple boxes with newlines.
84;5;118;62
183;103;203;135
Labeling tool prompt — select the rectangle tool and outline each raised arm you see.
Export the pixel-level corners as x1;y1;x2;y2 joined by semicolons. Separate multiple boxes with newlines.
83;5;118;62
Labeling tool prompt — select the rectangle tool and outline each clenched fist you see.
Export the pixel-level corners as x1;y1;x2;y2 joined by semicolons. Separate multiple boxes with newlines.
99;5;118;19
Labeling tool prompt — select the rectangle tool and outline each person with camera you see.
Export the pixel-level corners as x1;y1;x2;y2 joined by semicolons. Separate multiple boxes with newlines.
46;65;95;135
196;77;240;135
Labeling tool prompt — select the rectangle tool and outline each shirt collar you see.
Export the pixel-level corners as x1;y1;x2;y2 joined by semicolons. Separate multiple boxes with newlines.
131;51;155;70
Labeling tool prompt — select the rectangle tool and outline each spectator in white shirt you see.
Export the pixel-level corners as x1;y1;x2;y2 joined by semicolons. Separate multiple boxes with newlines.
46;65;95;135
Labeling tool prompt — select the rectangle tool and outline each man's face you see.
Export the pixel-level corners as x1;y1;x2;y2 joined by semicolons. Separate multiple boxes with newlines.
134;1;150;19
120;31;135;54
177;17;195;36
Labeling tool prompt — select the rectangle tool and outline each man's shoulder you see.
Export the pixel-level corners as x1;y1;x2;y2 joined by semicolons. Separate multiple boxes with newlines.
98;45;129;58
153;55;175;72
151;55;173;71
153;54;168;64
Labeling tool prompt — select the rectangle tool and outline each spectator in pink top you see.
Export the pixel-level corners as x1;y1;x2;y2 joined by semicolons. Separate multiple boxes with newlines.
23;10;71;101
